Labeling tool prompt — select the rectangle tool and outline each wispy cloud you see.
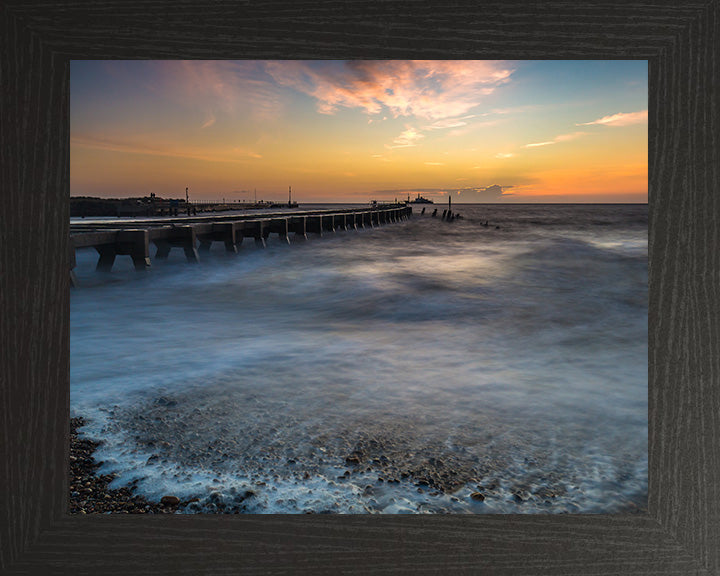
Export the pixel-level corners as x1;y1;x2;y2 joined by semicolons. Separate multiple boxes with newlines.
201;112;216;129
424;162;445;166
423;115;476;130
489;104;542;116
386;127;424;149
158;60;285;122
72;134;262;163
495;152;514;159
577;109;648;126
264;60;514;121
524;131;586;148
554;132;586;142
524;141;555;148
468;184;514;200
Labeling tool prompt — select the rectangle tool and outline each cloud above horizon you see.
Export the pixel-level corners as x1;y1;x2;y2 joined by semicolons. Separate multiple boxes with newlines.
72;134;263;163
375;184;513;201
387;127;425;149
577;109;648;127
155;60;286;125
524;131;586;148
264;60;514;120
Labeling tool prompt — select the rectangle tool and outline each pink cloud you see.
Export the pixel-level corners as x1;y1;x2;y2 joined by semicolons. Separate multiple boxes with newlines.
157;61;284;122
264;60;514;120
577;110;648;126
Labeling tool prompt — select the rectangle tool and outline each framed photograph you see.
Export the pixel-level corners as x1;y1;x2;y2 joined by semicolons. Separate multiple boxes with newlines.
2;2;718;574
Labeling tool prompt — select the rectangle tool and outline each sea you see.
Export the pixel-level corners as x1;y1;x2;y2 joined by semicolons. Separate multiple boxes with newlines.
70;203;648;514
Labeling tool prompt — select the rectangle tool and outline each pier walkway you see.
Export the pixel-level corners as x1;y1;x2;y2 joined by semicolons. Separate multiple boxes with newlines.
70;204;412;286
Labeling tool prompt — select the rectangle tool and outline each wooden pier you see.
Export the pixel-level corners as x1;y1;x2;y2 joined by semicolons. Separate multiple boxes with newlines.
70;205;412;286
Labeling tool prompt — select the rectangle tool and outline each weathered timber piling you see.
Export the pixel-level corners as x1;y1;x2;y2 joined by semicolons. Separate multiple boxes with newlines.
70;206;411;284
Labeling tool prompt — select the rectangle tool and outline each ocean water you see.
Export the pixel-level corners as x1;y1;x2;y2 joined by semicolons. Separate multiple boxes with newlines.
70;203;648;514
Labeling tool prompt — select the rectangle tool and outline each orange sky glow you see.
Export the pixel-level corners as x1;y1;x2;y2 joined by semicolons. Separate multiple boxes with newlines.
71;60;648;203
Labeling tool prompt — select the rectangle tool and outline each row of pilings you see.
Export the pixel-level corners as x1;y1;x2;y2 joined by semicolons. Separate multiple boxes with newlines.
69;206;412;286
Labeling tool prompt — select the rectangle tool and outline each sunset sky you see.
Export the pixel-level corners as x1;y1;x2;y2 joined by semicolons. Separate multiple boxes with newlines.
71;60;647;203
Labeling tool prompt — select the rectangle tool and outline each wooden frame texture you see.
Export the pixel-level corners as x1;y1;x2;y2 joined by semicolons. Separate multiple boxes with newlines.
1;1;718;574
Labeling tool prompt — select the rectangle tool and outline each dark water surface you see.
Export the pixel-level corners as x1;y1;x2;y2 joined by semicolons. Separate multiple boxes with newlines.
71;203;648;513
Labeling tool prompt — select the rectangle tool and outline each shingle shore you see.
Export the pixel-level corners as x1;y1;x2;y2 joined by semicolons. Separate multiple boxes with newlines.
70;417;184;514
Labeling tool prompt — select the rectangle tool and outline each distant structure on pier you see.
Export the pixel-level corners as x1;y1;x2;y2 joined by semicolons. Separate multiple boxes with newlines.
288;186;298;208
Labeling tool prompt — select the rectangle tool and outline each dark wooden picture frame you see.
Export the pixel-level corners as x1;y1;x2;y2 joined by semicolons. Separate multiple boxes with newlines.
2;2;718;574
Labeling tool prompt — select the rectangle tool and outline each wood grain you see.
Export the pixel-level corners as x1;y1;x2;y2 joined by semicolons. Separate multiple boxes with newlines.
1;1;718;574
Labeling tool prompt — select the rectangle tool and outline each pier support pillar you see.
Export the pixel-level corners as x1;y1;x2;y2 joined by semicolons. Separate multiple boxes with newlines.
184;244;200;262
118;229;152;270
95;246;117;272
269;218;291;244
307;215;323;236
152;225;199;263
242;220;268;247
154;241;171;259
334;214;347;230
213;222;243;253
290;216;307;239
322;215;336;233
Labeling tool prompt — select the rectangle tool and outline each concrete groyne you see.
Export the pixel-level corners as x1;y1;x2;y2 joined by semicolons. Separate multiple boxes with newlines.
70;205;412;286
